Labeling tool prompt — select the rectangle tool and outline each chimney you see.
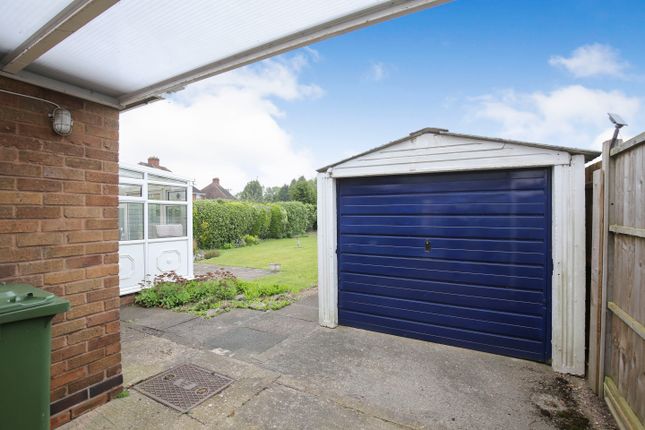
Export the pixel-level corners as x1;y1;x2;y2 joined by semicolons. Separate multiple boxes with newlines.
148;156;160;168
212;178;220;185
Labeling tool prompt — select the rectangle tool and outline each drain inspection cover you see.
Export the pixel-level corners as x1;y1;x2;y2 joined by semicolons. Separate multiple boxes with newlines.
134;363;233;412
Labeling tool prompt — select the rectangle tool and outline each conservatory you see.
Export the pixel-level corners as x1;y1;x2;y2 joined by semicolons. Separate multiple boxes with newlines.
118;164;194;295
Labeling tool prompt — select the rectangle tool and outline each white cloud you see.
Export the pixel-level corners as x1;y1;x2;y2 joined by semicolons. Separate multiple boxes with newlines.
471;85;641;150
363;62;389;82
549;44;628;78
120;51;321;193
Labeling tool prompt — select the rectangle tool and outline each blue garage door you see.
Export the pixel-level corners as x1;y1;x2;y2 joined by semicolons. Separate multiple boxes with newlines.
337;168;551;362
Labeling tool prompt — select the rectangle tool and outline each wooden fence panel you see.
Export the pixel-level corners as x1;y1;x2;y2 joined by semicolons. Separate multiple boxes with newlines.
588;169;604;393
597;133;645;429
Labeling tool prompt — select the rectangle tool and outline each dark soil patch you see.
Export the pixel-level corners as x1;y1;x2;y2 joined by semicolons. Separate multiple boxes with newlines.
534;376;591;430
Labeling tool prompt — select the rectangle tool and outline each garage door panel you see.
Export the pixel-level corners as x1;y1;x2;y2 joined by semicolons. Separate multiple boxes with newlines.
340;299;544;341
339;175;547;196
339;310;546;358
340;282;545;318
340;243;546;265
337;168;551;362
341;189;546;206
340;214;546;229
339;315;546;362
340;235;547;254
341;262;546;290
341;273;546;306
340;224;546;240
341;254;546;278
340;291;546;332
340;203;546;216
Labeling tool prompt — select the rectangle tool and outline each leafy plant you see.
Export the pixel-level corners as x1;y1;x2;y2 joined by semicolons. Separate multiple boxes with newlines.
114;390;130;399
243;234;260;246
134;270;298;316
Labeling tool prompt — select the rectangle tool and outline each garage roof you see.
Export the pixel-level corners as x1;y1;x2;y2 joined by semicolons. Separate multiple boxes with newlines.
0;0;447;111
318;127;602;172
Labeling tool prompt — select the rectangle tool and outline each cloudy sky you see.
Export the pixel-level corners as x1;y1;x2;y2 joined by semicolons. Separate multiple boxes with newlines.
120;0;645;193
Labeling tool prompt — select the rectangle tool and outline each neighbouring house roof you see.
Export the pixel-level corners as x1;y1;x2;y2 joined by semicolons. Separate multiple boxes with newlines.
0;1;446;111
318;127;602;172
192;186;204;195
200;178;236;200
138;156;171;171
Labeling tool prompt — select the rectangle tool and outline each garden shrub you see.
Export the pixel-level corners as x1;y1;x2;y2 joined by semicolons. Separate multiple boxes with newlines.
304;203;317;231
193;199;315;247
268;204;288;238
193;200;255;248
243;234;260;245
276;201;309;237
249;204;271;238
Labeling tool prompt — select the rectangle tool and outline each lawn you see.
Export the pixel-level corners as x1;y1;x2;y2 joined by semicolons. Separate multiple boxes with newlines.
203;232;317;293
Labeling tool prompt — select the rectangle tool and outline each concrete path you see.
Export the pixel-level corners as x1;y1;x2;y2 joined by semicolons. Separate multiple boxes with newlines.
193;262;272;280
62;291;614;430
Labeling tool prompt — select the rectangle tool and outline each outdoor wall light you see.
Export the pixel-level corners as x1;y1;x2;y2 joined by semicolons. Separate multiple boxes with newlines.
0;88;73;136
50;107;74;136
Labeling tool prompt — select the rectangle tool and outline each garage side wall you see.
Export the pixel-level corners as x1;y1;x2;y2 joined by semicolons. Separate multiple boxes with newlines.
317;171;338;328
0;77;122;428
551;154;586;375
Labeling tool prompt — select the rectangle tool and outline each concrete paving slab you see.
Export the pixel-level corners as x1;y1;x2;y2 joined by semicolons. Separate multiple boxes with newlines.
242;311;317;337
220;383;404;430
273;303;318;322
120;325;149;343
296;292;319;307
163;309;263;349
61;391;204;430
259;326;555;430
121;335;200;386
202;327;287;358
120;305;197;330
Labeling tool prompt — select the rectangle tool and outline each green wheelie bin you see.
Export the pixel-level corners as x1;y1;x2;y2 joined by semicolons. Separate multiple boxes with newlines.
0;284;70;430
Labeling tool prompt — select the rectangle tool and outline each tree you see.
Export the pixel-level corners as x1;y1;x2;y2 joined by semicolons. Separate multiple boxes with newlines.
288;176;316;204
238;179;263;202
263;186;280;202
276;184;290;202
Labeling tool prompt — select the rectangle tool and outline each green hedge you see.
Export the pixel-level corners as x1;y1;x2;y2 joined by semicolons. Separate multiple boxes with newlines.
194;200;315;248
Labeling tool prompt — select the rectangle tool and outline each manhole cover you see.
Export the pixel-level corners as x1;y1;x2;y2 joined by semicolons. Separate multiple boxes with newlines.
134;363;233;412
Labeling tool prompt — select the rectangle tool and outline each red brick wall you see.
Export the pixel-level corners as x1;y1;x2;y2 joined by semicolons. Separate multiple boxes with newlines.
0;77;122;428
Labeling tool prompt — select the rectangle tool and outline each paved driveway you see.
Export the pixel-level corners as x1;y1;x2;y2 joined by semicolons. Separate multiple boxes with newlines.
62;291;613;429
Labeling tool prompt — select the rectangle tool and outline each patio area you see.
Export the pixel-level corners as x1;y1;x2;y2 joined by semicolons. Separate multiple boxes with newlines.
59;293;613;430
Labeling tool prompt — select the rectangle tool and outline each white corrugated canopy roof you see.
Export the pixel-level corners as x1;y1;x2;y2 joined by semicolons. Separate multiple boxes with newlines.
0;0;447;110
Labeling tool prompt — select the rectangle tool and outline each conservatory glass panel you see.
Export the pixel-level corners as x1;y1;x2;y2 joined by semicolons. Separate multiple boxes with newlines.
148;174;186;185
148;204;187;238
148;184;187;201
119;168;144;179
119;184;142;197
118;202;144;241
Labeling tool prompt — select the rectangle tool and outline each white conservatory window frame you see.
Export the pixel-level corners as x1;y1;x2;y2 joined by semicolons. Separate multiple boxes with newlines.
118;163;194;294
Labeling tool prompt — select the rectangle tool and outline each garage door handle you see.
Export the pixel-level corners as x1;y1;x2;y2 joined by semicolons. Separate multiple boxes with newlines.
425;239;431;253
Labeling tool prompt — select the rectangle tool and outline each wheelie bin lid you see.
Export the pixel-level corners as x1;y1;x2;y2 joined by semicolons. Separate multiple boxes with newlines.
0;284;69;325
